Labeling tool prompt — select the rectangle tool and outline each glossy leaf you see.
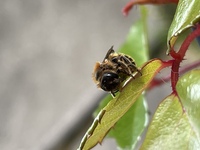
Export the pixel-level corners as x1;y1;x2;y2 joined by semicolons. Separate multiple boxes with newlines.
140;70;200;150
78;59;165;150
167;0;200;53
176;69;200;137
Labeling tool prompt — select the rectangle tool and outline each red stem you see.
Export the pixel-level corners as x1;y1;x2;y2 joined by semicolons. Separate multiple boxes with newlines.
171;59;180;92
122;0;178;16
170;24;200;93
149;60;200;89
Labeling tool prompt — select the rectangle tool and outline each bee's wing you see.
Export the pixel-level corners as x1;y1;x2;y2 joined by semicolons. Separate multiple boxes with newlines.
103;46;115;61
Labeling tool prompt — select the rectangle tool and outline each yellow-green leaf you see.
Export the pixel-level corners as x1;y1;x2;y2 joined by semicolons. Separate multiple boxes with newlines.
78;59;164;150
140;94;199;150
141;69;200;150
108;95;147;150
176;69;200;138
93;6;149;150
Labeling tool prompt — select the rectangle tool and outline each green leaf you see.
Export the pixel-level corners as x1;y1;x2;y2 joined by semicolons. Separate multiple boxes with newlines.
94;6;149;149
167;0;200;53
119;6;149;66
108;95;147;150
110;6;149;149
78;59;165;150
176;69;200;137
140;70;200;150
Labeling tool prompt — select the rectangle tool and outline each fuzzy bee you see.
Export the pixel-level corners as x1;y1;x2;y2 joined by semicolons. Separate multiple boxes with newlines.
92;46;141;97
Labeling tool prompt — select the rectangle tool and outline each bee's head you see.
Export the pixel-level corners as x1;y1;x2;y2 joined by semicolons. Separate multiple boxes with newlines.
100;72;120;93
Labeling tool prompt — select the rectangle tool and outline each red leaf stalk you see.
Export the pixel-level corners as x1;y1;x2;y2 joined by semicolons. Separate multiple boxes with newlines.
122;0;178;16
170;24;200;93
149;60;200;89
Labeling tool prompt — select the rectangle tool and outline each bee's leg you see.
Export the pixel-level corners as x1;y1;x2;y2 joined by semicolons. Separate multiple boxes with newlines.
110;91;115;98
129;73;135;78
113;59;132;75
103;46;115;61
118;56;138;75
114;55;142;78
119;55;130;63
120;55;142;76
127;63;142;76
137;68;142;76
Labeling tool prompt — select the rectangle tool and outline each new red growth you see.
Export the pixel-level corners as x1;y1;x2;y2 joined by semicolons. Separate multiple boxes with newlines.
122;0;178;16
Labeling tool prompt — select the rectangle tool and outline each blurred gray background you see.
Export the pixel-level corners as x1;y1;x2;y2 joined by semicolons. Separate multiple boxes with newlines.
0;1;138;149
1;1;199;150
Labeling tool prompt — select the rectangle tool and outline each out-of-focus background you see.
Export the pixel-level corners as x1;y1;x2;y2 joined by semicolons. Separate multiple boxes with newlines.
1;1;199;150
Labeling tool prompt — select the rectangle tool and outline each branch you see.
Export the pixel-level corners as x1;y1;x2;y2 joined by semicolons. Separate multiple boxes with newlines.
149;60;200;89
122;0;178;16
170;23;200;93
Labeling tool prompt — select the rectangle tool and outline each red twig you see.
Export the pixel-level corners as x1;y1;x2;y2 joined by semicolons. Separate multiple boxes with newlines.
148;60;173;89
170;24;200;93
122;0;178;16
149;60;200;89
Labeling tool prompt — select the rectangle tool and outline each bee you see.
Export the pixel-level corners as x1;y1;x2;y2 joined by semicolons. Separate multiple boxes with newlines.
92;46;141;97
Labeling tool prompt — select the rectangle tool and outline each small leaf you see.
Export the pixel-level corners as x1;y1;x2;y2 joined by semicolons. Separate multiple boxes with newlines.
78;59;165;150
140;70;200;150
167;0;200;53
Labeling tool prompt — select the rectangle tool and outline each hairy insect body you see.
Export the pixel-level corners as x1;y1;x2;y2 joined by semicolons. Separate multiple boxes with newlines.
93;46;141;96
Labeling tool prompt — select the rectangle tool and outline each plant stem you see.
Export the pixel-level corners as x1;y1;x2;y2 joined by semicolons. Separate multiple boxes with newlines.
122;0;178;16
170;24;200;93
149;60;200;89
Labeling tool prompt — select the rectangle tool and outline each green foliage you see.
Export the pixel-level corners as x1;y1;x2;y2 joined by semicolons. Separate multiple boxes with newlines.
94;6;149;149
79;59;164;150
167;0;200;53
177;70;200;136
78;1;200;150
118;6;149;66
108;96;147;150
141;70;200;150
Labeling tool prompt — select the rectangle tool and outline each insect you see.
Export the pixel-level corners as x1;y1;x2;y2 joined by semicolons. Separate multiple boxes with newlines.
92;46;141;97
